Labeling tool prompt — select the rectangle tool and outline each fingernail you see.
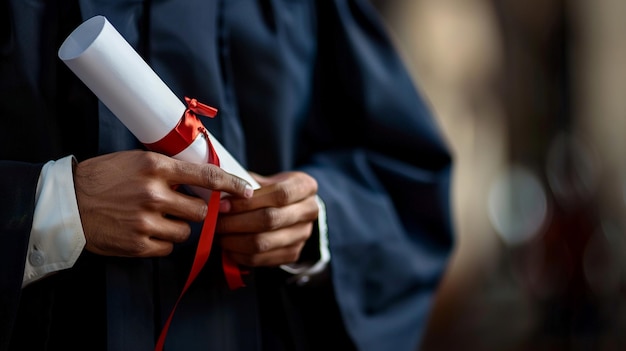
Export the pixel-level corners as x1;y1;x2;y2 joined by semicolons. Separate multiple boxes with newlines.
219;199;231;213
244;184;254;198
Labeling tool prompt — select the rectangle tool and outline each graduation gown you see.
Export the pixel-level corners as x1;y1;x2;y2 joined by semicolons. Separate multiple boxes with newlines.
0;0;454;350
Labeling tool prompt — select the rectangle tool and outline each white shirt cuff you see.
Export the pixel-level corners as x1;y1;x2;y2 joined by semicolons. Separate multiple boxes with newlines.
280;195;330;285
23;156;86;287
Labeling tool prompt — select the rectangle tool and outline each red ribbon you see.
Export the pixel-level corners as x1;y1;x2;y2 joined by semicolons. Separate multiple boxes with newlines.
147;97;245;351
143;97;217;156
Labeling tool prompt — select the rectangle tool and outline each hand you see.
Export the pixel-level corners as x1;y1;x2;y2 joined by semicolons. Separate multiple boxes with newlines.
74;150;253;257
217;171;319;267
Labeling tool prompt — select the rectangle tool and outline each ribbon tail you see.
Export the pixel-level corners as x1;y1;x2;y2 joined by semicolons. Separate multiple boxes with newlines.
222;252;246;290
155;190;221;351
154;97;245;351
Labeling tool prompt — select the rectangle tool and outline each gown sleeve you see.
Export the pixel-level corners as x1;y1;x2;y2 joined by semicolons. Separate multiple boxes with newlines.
298;1;455;349
0;161;42;350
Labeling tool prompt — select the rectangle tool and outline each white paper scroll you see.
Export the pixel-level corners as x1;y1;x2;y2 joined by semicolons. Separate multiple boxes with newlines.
58;15;259;200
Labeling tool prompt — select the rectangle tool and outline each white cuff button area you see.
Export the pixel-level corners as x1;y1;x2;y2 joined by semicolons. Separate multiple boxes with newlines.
29;251;46;267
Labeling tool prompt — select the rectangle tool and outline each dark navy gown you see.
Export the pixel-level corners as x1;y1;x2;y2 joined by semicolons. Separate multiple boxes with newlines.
0;1;454;350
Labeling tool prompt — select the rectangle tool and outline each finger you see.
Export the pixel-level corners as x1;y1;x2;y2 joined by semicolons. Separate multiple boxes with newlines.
220;222;313;255
153;153;254;198
226;172;317;213
118;217;191;257
154;189;210;223
123;176;210;222
144;239;176;257
147;216;193;244
217;196;319;233
86;238;175;258
89;227;181;258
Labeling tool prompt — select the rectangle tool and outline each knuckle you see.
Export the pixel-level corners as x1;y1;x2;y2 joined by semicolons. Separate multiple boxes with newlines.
260;208;281;230
131;217;153;235
251;237;271;253
272;172;318;206
230;177;245;193
137;186;166;209
193;203;208;222
273;186;292;206
294;171;318;195
126;238;149;256
140;152;165;174
297;171;318;192
203;165;223;187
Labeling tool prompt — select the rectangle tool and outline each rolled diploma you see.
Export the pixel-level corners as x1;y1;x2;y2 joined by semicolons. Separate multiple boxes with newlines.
58;15;260;200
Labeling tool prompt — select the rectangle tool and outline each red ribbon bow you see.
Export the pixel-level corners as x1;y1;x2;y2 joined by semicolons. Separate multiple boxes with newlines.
146;97;245;351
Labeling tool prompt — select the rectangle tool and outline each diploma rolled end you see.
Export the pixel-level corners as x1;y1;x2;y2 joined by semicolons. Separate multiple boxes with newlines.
58;15;107;61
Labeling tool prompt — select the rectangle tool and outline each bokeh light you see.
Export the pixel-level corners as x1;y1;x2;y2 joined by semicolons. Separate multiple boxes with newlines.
488;165;550;246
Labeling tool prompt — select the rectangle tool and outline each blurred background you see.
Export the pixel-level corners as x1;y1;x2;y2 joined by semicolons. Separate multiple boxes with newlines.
369;0;626;350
